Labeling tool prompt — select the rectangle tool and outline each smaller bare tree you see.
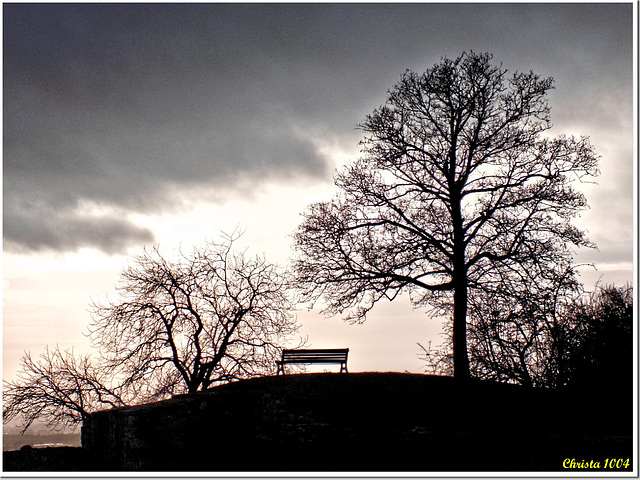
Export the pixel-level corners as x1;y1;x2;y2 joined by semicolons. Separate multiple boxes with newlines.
4;232;300;432
3;346;125;433
421;263;634;392
89;231;300;398
465;261;583;387
420;260;585;387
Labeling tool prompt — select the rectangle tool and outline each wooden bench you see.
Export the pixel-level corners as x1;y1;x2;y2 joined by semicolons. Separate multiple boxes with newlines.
276;348;349;375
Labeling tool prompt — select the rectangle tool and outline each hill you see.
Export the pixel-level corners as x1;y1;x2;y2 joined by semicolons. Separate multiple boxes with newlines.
4;372;633;472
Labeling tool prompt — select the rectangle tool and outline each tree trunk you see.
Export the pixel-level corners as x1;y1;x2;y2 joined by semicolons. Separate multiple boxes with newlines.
450;183;470;381
452;274;470;381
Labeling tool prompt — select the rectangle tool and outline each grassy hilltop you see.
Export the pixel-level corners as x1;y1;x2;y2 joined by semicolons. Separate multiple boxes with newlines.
4;372;633;472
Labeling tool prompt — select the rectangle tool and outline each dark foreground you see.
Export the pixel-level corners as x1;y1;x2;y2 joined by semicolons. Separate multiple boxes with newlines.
4;373;633;472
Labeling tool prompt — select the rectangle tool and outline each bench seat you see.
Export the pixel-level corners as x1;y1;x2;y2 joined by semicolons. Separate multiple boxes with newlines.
276;348;349;375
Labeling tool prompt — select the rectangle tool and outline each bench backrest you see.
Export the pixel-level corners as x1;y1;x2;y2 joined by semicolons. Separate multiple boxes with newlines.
281;348;349;363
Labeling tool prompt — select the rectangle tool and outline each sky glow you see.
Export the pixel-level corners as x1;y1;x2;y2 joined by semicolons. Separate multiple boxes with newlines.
3;3;635;389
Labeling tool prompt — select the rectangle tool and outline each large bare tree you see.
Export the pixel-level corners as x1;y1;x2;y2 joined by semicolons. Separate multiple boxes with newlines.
292;52;599;380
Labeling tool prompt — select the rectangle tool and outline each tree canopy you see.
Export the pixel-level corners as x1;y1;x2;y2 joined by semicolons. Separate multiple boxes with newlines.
293;52;599;379
90;232;299;398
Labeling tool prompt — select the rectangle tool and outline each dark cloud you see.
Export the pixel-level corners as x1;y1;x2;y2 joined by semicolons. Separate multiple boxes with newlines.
3;3;633;254
3;201;154;255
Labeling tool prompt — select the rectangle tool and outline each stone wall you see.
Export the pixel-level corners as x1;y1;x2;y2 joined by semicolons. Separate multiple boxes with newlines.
82;390;272;470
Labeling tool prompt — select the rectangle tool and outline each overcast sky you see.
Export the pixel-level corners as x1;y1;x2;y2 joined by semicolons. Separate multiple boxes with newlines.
3;3;635;384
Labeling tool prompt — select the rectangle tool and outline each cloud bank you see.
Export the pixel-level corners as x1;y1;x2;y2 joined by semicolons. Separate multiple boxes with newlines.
3;3;633;254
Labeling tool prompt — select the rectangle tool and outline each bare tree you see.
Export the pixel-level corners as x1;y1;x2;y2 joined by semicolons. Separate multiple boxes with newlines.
464;262;583;387
421;276;633;391
293;52;599;380
4;232;299;431
3;346;125;433
90;232;299;398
